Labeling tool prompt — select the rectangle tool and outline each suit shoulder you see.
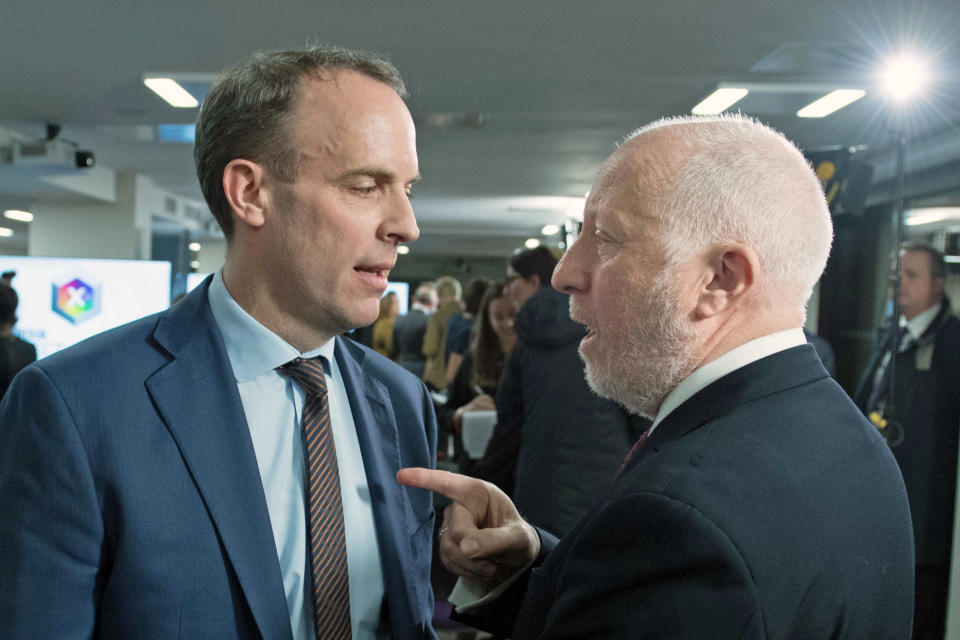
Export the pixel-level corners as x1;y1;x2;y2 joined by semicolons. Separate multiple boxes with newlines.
33;311;166;379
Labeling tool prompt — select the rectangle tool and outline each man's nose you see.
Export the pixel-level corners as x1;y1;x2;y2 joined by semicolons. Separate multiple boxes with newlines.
552;246;588;294
384;191;419;244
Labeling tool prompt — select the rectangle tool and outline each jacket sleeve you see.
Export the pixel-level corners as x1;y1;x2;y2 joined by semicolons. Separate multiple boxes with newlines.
521;492;761;639
0;365;104;639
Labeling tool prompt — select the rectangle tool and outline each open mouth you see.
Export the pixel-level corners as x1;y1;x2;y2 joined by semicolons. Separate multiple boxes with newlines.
353;263;392;291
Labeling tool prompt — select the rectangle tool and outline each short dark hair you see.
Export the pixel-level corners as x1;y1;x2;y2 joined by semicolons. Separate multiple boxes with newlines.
903;243;946;280
509;246;557;287
462;278;492;315
0;284;18;326
194;45;407;239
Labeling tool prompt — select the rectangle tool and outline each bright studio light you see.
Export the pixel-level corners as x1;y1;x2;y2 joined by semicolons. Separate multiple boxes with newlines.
524;238;541;249
541;224;560;236
397;245;410;255
882;55;929;101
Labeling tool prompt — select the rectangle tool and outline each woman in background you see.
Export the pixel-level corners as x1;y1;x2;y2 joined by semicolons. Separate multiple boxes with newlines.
371;291;400;359
446;282;516;467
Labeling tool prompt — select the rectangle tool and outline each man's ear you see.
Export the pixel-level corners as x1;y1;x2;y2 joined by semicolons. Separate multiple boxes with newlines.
528;274;541;288
693;243;758;319
222;159;269;230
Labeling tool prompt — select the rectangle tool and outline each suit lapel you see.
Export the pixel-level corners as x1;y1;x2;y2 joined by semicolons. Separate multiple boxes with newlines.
624;345;829;474
145;282;292;640
335;337;420;631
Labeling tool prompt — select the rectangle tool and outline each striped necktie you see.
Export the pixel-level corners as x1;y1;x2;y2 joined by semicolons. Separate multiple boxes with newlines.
279;356;352;639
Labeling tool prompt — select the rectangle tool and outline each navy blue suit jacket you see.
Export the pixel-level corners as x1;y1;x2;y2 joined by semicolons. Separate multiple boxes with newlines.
0;281;437;639
460;346;914;639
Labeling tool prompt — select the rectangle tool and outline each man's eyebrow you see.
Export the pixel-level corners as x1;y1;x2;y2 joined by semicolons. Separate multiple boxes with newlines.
338;167;422;184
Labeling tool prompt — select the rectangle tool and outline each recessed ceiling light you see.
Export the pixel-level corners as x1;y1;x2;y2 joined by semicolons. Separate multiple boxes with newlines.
143;78;199;108
3;209;33;222
524;238;541;249
905;207;960;226
541;224;560;236
0;227;14;237
691;88;749;115
397;245;410;255
190;260;200;269
188;242;202;252
797;89;866;118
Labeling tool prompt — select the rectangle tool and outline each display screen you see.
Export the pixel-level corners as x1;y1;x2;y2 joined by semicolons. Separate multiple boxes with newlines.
0;256;172;359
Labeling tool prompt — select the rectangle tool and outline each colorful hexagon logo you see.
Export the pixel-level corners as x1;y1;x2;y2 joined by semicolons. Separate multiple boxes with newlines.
52;277;101;325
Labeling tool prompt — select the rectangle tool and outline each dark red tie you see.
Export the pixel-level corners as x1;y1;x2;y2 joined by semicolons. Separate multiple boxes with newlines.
620;428;652;472
279;356;352;639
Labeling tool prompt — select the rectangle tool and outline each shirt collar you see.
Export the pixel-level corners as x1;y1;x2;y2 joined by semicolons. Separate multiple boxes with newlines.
207;270;334;382
652;328;807;429
902;302;942;341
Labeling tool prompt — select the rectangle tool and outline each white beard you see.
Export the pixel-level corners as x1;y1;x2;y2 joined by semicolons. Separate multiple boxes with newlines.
575;270;698;419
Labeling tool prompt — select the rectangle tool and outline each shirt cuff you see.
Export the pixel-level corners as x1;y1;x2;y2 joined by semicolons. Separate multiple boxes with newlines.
447;556;536;614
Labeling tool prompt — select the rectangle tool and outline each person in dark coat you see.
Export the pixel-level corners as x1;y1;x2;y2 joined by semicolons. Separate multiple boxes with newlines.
855;244;960;640
393;283;436;378
0;281;36;401
400;115;913;639
498;281;645;537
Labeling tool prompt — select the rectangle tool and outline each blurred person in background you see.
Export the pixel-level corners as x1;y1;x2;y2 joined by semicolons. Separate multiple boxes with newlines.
422;275;462;391
445;277;491;385
371;291;400;359
854;243;960;640
0;278;37;402
446;282;517;472
394;282;436;378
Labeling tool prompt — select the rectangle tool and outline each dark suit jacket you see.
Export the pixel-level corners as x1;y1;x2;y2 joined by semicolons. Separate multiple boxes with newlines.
461;346;914;639
393;308;430;379
854;304;960;566
0;280;438;639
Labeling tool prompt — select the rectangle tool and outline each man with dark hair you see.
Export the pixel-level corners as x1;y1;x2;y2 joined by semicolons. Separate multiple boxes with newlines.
855;243;960;640
0;282;36;401
505;246;558;312
0;46;437;639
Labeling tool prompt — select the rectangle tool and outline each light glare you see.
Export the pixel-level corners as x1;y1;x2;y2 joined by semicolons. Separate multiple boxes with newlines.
188;242;201;252
882;55;929;100
797;90;866;118
524;238;541;249
0;227;14;237
691;88;749;115
143;78;199;108
397;245;410;255
541;224;560;236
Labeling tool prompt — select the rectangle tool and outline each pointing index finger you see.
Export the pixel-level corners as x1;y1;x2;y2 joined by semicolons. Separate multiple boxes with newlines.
397;467;486;506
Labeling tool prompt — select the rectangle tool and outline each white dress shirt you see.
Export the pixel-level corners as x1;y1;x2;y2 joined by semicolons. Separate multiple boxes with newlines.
870;302;942;393
651;328;808;433
207;271;384;640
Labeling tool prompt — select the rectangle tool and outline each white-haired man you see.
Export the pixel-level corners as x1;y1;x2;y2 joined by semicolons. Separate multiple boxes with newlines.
399;115;914;638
